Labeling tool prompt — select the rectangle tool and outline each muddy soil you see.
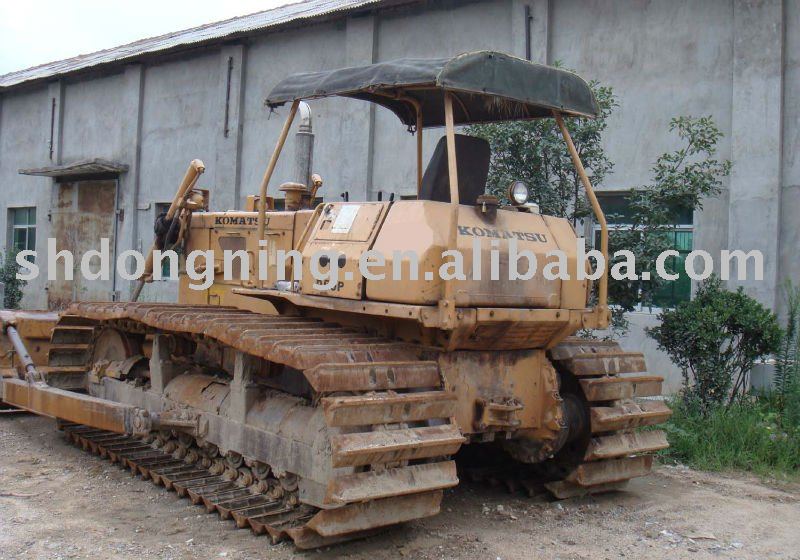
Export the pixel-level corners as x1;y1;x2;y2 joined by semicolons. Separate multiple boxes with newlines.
1;415;798;560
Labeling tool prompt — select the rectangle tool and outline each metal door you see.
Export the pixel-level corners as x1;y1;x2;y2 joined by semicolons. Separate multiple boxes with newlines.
47;180;117;309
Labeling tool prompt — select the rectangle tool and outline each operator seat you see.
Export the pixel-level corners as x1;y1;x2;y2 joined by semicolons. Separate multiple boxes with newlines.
419;134;491;204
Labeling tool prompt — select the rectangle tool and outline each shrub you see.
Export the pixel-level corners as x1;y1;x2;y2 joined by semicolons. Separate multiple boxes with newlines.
0;250;27;309
648;277;781;411
658;397;800;476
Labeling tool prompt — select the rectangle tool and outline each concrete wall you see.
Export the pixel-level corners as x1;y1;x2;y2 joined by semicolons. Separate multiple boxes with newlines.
133;51;223;304
780;0;800;308
0;0;796;391
371;0;514;198
550;0;736;274
0;86;56;308
61;71;128;163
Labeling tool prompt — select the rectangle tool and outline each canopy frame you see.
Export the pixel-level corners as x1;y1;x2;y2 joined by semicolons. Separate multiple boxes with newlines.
256;54;609;329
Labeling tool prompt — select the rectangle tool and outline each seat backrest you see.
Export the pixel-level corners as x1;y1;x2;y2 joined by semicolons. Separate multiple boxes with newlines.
419;134;490;204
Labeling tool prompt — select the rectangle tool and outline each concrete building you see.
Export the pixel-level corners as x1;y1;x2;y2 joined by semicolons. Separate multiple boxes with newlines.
1;0;797;391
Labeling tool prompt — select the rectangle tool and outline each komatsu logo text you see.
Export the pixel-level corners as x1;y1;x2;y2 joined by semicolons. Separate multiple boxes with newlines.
457;225;547;243
214;216;259;226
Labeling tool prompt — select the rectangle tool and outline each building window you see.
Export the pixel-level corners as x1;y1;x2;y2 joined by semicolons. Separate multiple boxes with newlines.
154;203;178;280
596;192;693;308
9;207;36;261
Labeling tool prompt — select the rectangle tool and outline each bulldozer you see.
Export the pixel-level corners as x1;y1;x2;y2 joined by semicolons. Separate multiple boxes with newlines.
0;51;671;548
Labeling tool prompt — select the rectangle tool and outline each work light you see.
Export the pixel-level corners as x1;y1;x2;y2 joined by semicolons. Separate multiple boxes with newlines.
508;181;529;206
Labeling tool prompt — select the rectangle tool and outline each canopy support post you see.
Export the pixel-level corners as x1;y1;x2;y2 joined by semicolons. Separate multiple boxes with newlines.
443;93;460;207
416;108;423;194
258;100;300;241
554;111;609;326
440;92;459;332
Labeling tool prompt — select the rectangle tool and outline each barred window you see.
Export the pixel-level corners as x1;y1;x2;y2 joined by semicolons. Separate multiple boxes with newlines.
595;192;693;308
9;207;37;262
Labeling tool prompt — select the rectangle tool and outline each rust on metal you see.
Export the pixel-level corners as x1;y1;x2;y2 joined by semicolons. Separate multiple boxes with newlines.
326;461;458;504
579;375;663;401
2;379;150;435
590;400;673;433
570;455;654;486
584;430;669;461
330;425;465;468
560;352;648;376
0;310;59;381
304;491;443;537
304;361;442;393
545;337;671;497
544;479;628;500
321;390;457;427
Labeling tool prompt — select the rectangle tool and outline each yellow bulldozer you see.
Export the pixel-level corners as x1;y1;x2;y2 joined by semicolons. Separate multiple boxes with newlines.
0;52;671;548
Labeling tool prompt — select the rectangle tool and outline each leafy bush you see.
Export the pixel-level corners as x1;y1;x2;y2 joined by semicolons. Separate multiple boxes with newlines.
0;250;27;309
648;277;781;410
467;72;616;224
658;396;800;477
470;80;730;339
608;116;730;312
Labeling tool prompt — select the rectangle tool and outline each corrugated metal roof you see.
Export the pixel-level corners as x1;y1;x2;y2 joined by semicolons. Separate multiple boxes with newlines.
0;0;392;91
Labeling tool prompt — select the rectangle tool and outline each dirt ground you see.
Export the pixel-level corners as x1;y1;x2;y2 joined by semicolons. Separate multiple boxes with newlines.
1;415;798;560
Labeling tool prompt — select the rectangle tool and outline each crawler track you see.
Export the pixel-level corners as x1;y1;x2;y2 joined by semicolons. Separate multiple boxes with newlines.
31;305;671;547
60;423;364;547
463;339;671;499
60;302;464;547
545;338;671;498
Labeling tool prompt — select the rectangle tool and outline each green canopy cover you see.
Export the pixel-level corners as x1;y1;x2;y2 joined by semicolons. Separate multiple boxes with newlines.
266;51;598;128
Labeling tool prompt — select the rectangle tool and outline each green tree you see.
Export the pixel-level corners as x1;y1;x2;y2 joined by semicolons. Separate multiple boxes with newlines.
648;277;781;412
0;250;27;309
467;75;616;225
608;116;731;312
470;69;730;335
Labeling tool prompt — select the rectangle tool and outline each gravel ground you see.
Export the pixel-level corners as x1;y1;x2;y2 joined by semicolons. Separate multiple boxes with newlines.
1;414;798;560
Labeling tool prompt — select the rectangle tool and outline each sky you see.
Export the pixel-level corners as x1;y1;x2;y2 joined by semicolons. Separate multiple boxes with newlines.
0;0;304;75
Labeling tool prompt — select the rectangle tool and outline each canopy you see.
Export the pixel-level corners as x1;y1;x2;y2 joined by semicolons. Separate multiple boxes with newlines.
265;51;598;128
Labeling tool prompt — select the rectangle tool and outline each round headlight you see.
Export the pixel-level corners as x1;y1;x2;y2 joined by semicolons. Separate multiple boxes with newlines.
508;181;529;206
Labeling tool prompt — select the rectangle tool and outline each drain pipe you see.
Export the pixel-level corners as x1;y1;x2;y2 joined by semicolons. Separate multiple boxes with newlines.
293;101;314;189
111;176;121;301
